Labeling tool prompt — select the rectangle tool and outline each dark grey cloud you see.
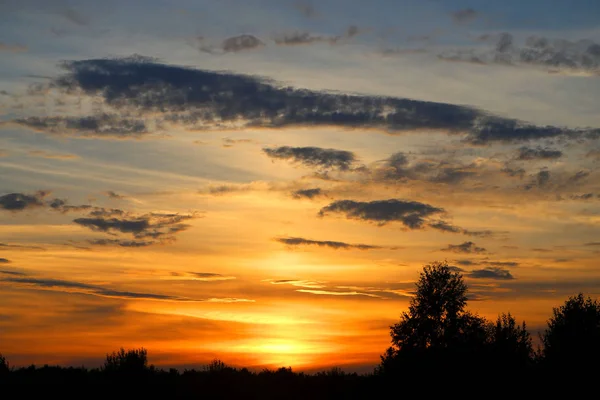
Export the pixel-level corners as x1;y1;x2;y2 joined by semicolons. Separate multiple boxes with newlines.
0;258;9;263
21;56;597;143
427;221;494;237
501;165;526;179
455;259;476;266
275;236;383;250
88;239;155;247
439;33;600;76
292;188;325;199
274;32;332;46
14;114;148;138
49;198;93;213
221;35;265;53
485;261;519;267
376;152;477;184
274;25;361;46
74;212;195;240
570;193;595;200
468;267;514;280
442;241;487;254
318;199;444;228
263;146;357;171
585;242;600;246
524;170;551;190
517;146;563;160
0;191;48;211
105;191;126;199
452;8;479;24
2;277;195;302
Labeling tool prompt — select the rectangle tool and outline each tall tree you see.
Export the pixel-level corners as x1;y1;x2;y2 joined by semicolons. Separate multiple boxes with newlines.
380;261;488;374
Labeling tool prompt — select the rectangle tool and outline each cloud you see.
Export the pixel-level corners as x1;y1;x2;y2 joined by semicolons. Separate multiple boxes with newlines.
318;199;444;228
275;236;384;250
221;138;256;148
25;56;597;143
274;32;332;46
439;34;600;76
273;25;361;46
452;8;479;24
0;243;46;251
48;198;93;213
517;146;563;160
105;191;126;199
585;242;600;246
221;35;265;53
296;289;384;298
2;276;197;302
0;269;26;276
468;267;514;280
267;279;325;289
485;261;519;267
27;150;79;160
0;191;48;211
170;272;236;281
427;221;494;237
88;239;155;247
374;152;478;185
74;212;196;240
442;241;487;254
570;193;596;200
524;170;551;190
291;188;325;199
13;114;149;138
263;146;357;171
0;258;9;263
0;42;27;53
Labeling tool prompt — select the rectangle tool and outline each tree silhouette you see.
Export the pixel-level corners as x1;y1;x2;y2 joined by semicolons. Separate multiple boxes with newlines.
380;261;488;374
542;293;600;371
0;353;9;376
487;313;532;369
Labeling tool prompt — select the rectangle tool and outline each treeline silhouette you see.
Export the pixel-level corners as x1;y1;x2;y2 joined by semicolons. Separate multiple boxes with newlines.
2;261;600;396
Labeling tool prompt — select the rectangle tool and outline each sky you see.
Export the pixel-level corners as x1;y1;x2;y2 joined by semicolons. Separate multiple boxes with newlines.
1;0;600;372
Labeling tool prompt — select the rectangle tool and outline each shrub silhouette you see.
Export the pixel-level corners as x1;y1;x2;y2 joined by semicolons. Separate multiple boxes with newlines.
542;293;600;371
104;347;149;376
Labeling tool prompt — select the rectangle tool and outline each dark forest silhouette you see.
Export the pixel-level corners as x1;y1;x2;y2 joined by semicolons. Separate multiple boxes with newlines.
1;261;599;396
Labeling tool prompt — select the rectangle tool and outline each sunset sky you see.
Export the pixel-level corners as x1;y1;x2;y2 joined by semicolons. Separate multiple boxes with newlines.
1;0;600;372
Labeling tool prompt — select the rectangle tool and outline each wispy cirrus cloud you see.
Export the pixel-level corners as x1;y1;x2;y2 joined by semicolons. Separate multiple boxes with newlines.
1;276;251;303
275;236;386;250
